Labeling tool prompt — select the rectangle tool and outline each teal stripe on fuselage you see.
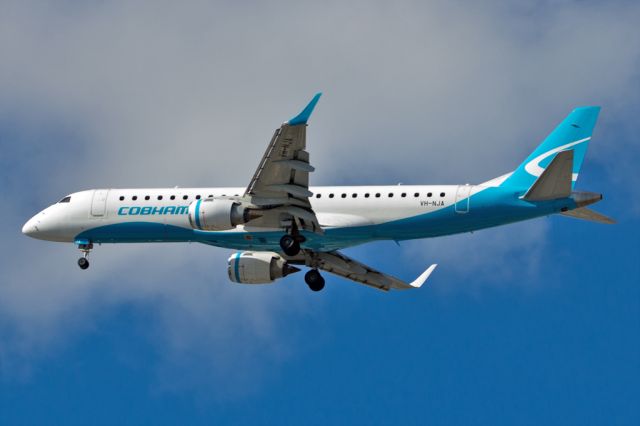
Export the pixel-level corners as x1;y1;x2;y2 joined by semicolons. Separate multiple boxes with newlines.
194;199;202;229
75;187;577;252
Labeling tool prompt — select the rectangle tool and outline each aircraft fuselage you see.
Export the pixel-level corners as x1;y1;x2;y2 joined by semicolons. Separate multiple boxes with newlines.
23;181;574;252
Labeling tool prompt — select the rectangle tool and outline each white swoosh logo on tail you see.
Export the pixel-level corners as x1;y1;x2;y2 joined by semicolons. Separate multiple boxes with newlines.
524;137;590;181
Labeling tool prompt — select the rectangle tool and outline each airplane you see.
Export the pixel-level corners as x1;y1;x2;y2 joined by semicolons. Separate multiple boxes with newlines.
22;93;614;292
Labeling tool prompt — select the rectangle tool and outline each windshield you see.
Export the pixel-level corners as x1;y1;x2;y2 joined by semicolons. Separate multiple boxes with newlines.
58;196;71;203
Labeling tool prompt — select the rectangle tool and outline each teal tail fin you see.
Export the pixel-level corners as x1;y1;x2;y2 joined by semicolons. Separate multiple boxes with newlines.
501;107;601;192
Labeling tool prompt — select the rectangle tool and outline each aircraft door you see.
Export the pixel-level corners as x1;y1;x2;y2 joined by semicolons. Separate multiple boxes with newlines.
455;185;472;214
91;189;109;217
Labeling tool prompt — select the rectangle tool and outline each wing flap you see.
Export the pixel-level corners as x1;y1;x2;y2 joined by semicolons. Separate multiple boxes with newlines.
273;159;315;172
243;93;323;233
265;184;313;199
314;251;437;291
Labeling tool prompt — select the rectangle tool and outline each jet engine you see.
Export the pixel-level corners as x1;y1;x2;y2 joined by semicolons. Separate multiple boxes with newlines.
228;251;300;284
188;198;259;231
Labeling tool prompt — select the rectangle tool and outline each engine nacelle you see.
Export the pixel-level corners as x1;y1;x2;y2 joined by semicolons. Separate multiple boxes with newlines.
188;198;253;231
228;251;300;284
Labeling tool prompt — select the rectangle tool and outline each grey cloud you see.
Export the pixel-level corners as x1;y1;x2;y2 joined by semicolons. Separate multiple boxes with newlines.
1;1;638;186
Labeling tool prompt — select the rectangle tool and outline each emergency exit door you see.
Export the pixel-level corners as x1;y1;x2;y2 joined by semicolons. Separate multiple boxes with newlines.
455;185;472;214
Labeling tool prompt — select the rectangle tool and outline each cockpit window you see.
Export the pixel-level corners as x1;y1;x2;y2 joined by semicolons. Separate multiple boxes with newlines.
58;196;71;203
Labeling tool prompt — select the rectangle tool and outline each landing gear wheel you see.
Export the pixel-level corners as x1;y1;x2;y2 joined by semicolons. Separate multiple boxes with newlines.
76;241;93;270
78;257;90;270
280;234;301;256
305;269;325;292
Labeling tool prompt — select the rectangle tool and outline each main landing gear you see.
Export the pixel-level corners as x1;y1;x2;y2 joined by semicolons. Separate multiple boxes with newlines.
77;242;93;270
279;234;303;256
305;269;325;292
279;222;306;257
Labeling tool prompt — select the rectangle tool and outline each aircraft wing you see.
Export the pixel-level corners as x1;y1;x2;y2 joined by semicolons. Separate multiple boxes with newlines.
313;251;437;292
244;93;323;233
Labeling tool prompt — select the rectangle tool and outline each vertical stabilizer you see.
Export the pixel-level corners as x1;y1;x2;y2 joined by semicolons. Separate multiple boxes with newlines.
501;107;600;191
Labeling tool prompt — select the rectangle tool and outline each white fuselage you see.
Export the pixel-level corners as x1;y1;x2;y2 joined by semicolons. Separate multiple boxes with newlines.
22;178;570;253
23;184;466;242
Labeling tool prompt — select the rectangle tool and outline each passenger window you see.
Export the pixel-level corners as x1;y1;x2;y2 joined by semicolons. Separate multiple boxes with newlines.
427;192;432;197
329;194;334;198
58;196;71;203
401;193;406;198
170;195;175;200
352;193;357;198
414;192;419;197
364;193;370;198
316;194;321;198
208;194;213;198
375;193;381;198
440;192;445;197
158;195;163;200
144;196;150;200
119;196;124;201
388;193;394;198
341;193;347;198
132;196;138;201
183;195;188;200
196;195;201;200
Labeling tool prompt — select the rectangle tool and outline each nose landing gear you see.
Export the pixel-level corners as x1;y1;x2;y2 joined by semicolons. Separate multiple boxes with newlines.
78;257;89;270
76;241;93;270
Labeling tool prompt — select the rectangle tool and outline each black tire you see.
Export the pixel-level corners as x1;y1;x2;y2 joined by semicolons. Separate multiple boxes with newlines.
78;257;90;270
280;234;301;256
305;269;325;292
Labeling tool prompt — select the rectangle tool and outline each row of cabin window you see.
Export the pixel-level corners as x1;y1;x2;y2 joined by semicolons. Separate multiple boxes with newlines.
118;194;239;201
117;192;447;202
315;192;446;199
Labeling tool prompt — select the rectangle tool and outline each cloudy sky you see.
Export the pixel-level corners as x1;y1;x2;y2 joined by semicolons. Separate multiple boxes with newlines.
1;1;639;424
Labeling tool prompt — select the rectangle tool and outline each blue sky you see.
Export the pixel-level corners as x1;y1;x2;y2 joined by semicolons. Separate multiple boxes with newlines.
1;1;639;425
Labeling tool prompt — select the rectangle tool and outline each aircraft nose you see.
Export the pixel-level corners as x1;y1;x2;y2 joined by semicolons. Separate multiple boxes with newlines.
22;217;39;237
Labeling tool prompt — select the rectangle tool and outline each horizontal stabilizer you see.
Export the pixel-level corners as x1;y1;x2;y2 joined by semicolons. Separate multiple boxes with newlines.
561;207;616;224
523;150;573;201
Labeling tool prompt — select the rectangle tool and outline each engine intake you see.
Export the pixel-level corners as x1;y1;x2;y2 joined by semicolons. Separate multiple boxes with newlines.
228;251;300;284
188;198;258;231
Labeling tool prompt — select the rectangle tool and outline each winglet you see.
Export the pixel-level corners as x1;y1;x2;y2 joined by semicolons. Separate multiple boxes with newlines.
288;92;322;125
410;264;438;288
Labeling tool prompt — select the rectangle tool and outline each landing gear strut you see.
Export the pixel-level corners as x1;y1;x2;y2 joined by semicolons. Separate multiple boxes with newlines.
279;222;305;256
77;242;93;270
305;269;325;292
